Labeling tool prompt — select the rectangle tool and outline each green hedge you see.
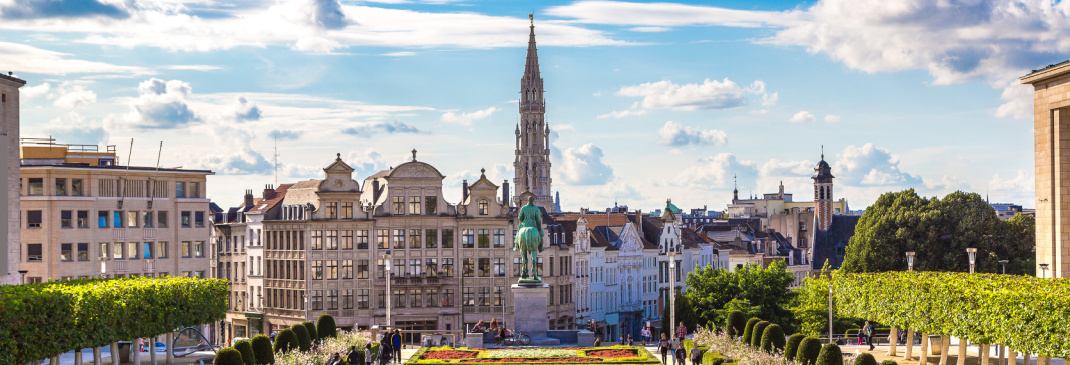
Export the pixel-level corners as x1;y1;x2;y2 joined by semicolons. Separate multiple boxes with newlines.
833;271;1070;356
293;324;313;351
750;321;770;347
853;353;877;365
815;344;843;365
250;334;274;365
0;276;227;365
785;334;805;361
302;321;319;343
742;318;759;342
760;324;786;352
796;337;822;365
702;351;725;365
318;314;338;339
726;311;745;338
879;360;899;365
275;328;298;353
233;339;255;365
215;347;245;365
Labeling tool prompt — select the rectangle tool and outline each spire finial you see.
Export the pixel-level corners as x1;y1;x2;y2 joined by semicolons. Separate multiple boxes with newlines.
529;13;534;28
412;149;417;161
821;145;825;160
336;152;341;161
480;168;486;176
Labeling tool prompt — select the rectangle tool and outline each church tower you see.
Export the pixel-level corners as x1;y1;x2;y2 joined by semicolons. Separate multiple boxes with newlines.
813;148;835;231
514;14;555;212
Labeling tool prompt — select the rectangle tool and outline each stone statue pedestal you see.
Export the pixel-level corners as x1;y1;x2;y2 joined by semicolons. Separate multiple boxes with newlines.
511;283;560;346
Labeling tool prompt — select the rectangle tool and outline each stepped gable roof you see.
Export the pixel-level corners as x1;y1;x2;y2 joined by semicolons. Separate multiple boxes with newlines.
249;184;292;213
812;215;862;269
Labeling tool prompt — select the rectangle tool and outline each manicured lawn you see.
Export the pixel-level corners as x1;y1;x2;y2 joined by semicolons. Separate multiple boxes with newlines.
405;346;661;364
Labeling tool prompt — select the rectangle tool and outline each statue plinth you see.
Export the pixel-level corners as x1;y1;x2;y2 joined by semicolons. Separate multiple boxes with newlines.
511;283;554;343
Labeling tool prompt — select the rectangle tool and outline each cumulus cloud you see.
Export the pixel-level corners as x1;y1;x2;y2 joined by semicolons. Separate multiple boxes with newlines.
229;96;263;122
824;114;841;123
559;144;614;185
19;81;96;109
441;106;498;126
608;78;776;116
21;82;51;100
42;112;108;146
341;119;425;137
833;143;922;186
789;110;816;123
306;0;350;29
346;148;399;179
657;121;727;146
677;153;759;190
0;0;129;19
106;78;199;130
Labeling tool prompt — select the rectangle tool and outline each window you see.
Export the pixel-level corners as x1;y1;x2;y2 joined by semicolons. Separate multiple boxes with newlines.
495;287;505;306
494;258;505;277
426;288;439;307
358;289;370;309
113;242;124;260
409;259;421;276
98;243;108;260
425;196;437;215
478;258;490;277
356;230;368;249
113;211;124;228
326;202;338;219
75;243;88;261
61;244;73;261
127;211;139;228
77;211;88;228
72;179;83;196
409;196;421;215
376;259;387;278
392;196;405;215
357;259;369;279
478;287;491;306
341;230;353;250
311;290;323;310
98;211;109;228
143;211;153;228
462;258;474;277
410;289;422;307
157;211;168;228
494;229;506;248
310;230;322;250
409;229;421;249
376;229;389;249
194;241;205;257
181;212;191;228
425;258;438;276
190;182;200;198
442;229;454;249
311;260;323;279
443;289;455;307
513;258;522;277
462;287;474;306
325;230;338;250
462;229;475;248
477;229;490;248
157;242;169;258
127;242;138;259
326;260;338;280
478;199;488;215
61;211;73;228
27;244;42;262
343;289;354;309
56;178;67;196
194;212;204;228
341;202;353;219
393;229;405;249
176;182;185;198
442;258;454;277
142;242;153;259
425;229;438;248
28;178;43;195
27;210;42;228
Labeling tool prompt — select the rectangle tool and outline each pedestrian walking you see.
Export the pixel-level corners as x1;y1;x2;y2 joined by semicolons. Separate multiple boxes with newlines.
676;322;687;340
863;321;875;351
674;340;685;365
690;344;703;365
392;329;403;364
658;333;669;365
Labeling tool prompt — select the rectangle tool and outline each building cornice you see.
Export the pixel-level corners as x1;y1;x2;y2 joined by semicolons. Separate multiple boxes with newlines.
1021;60;1070;85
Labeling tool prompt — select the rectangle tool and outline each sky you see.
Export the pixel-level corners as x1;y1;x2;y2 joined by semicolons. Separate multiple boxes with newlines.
3;0;1064;212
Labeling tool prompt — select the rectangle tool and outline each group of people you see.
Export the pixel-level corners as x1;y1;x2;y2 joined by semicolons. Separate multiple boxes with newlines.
854;321;875;351
472;318;513;345
657;323;700;365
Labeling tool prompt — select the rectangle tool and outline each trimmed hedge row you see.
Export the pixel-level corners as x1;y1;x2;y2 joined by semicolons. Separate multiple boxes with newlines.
0;276;228;365
833;271;1070;356
702;351;725;365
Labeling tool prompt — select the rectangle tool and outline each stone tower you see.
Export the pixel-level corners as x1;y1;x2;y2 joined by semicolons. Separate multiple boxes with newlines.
0;73;24;284
813;148;834;231
514;14;555;212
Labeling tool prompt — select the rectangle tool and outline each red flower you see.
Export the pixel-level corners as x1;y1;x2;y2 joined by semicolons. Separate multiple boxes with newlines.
460;358;602;363
586;349;637;358
421;350;480;360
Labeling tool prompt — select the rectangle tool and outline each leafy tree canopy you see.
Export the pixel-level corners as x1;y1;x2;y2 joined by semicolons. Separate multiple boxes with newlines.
684;260;795;331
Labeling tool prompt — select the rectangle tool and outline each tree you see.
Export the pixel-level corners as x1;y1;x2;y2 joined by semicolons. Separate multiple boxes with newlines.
273;329;298;354
660;291;699;337
841;190;1035;275
250;334;274;365
233;339;256;365
685;261;796;331
302;321;318;344
318;314;338;339
790;262;857;337
760;324;786;352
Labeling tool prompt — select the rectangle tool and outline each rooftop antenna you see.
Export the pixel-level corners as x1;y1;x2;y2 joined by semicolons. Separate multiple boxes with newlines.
273;132;279;187
148;141;162;209
118;138;134;210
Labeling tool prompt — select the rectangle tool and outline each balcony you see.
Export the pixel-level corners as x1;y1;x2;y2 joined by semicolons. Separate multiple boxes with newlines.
376;275;458;286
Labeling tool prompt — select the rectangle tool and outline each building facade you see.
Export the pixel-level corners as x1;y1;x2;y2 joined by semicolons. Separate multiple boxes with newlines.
0;73;24;284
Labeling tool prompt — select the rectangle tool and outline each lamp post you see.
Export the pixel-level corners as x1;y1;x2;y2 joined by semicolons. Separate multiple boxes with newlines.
384;250;393;327
668;250;676;340
998;260;1008;275
906;252;916;272
1040;263;1049;279
967;248;977;274
828;283;833;342
17;269;27;284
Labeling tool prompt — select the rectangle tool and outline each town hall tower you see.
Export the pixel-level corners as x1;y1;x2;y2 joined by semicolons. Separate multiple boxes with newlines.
514;14;555;212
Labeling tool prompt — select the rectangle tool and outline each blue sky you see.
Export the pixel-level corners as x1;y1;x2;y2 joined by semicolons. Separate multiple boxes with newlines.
3;0;1063;211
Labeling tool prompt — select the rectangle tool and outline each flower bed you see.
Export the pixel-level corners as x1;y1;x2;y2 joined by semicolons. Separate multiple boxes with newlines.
692;328;793;365
274;330;373;365
407;346;659;365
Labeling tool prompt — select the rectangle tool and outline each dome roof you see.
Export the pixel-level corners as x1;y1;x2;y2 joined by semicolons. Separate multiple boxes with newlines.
813;159;834;180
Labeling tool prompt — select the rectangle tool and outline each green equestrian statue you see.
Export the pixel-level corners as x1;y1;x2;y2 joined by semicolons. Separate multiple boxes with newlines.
514;195;544;283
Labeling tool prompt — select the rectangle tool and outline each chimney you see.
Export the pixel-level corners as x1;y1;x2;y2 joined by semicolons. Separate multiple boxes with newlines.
635;209;643;236
263;184;275;199
244;189;254;207
372;180;381;203
462;180;469;203
502;180;510;206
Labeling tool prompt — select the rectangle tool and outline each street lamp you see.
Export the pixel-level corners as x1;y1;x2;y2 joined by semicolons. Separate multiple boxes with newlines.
668;250;676;340
384;250;393;327
17;270;27;284
967;248;977;274
1039;263;1049;279
906;252;916;272
828;283;833;341
998;260;1009;275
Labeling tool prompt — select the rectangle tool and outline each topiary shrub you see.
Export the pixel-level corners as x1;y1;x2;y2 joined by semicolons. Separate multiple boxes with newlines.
250;334;274;365
742;318;760;344
702;351;725;365
750;321;770;347
302;321;318;343
233;339;255;365
796;337;823;365
292;324;312;352
317;314;338;339
815;343;844;365
214;347;245;365
760;324;786;352
727;311;746;338
273;328;298;354
854;353;878;365
880;360;899;365
784;334;806;361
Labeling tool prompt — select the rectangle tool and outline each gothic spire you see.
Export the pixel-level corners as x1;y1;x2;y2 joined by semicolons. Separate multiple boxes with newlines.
524;13;540;83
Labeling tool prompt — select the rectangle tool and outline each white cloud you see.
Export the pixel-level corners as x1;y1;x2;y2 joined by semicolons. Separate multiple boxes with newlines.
559;143;614;185
42;112;108;146
440;106;498;126
0;41;150;76
52;83;97;109
381;51;416;56
657;121;727;146
20;82;51;100
545;1;802;28
824;114;841;123
106;78;199;130
789;110;816;123
596;108;647;119
341;119;426;137
677;153;758;189
162;65;223;71
613;79;776;116
834;143;922;186
630;26;670;32
228;96;262;122
994;82;1033;119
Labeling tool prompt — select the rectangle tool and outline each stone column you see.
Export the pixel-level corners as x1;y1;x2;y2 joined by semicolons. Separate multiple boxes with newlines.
957;338;967;365
94;347;102;365
905;330;915;361
511;284;553;344
889;327;899;356
980;344;989;365
165;333;174;365
110;343;119;365
919;332;929;365
939;336;950;365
